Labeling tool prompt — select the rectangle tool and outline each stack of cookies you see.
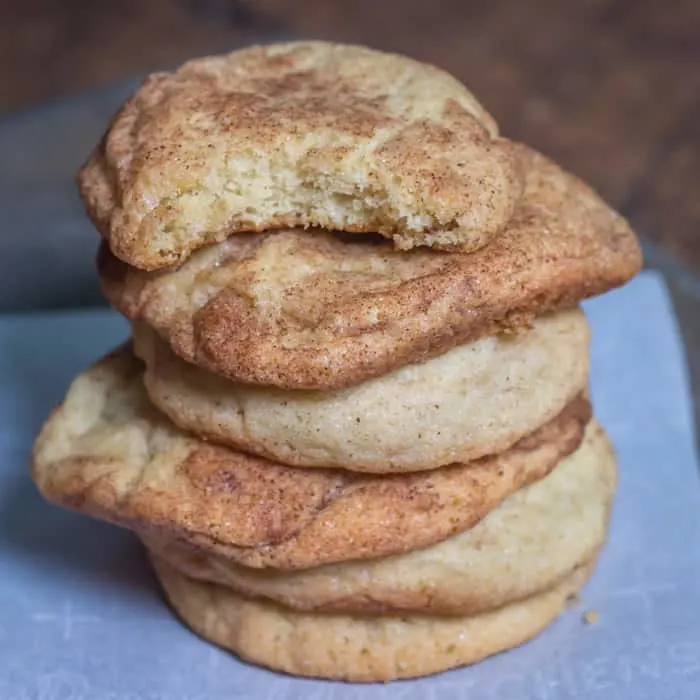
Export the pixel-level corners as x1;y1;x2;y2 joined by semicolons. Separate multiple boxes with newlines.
31;42;641;682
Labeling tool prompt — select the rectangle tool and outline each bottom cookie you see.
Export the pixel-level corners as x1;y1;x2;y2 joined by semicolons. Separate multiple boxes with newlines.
151;555;595;683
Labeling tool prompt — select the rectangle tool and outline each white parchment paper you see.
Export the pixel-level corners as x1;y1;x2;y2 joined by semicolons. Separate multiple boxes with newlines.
1;271;699;700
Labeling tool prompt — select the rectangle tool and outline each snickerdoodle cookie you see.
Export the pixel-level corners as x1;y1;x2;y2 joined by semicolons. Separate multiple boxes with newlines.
79;41;521;270
99;145;640;390
133;308;588;472
151;555;595;682
31;346;589;570
144;421;614;615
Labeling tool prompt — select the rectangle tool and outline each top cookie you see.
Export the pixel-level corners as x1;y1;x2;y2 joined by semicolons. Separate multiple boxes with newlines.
78;41;521;270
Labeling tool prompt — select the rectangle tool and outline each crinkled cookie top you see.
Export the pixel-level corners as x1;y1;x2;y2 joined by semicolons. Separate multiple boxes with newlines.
79;41;522;269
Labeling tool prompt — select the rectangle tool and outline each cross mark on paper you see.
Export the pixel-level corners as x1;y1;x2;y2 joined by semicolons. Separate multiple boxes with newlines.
32;601;101;641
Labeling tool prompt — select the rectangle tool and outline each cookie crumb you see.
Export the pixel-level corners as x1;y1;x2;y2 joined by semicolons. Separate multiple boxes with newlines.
583;609;600;625
566;593;581;609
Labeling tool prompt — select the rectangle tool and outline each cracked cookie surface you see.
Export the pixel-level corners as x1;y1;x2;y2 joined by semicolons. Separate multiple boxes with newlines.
79;41;521;270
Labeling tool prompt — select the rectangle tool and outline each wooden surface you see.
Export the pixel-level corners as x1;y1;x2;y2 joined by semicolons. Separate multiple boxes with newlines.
2;0;699;269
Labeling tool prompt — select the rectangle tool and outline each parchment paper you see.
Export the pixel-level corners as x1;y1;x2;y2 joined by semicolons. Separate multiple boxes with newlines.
1;271;699;699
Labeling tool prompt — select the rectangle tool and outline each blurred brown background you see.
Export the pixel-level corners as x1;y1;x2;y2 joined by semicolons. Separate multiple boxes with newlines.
2;0;700;426
2;0;699;272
